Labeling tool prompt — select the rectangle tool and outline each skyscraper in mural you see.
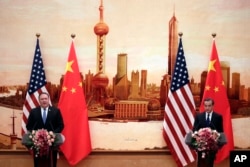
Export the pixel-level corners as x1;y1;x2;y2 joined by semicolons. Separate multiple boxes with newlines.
113;53;129;100
94;0;109;74
220;61;230;96
232;72;240;99
160;12;178;106
168;12;178;76
91;0;109;106
140;70;147;97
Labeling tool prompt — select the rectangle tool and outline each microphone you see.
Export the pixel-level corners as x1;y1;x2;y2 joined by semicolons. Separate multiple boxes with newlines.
49;122;55;132
209;121;217;131
192;122;200;132
32;122;37;131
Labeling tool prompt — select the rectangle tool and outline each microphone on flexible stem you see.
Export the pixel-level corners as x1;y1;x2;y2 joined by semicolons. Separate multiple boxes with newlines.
32;122;37;131
209;121;217;131
50;122;55;132
209;121;226;147
192;122;200;132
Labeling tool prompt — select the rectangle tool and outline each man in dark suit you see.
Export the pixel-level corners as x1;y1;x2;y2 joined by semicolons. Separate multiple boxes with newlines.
26;92;64;167
192;97;223;167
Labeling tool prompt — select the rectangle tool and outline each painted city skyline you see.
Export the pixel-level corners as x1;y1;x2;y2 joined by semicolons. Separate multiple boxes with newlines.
0;0;250;88
0;0;250;151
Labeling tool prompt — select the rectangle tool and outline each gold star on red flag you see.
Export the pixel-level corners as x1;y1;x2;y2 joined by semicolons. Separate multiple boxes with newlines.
62;86;67;92
70;87;76;93
214;86;219;92
205;85;211;91
78;81;82;87
66;60;74;73
208;59;216;72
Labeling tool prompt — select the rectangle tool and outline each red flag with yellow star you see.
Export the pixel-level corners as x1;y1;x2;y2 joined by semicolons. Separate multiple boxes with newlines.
200;39;234;163
58;40;91;165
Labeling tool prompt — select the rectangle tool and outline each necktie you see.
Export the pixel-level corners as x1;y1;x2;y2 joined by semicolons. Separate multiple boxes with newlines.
206;113;210;126
42;108;47;124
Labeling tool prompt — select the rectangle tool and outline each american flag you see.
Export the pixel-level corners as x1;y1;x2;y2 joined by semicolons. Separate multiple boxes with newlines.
163;37;196;167
21;38;50;135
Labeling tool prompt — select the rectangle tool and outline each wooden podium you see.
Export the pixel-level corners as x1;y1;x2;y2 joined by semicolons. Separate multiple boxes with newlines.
185;132;227;167
22;133;64;167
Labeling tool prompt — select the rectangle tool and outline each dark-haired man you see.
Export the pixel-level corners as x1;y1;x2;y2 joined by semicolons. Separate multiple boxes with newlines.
26;92;64;167
193;97;224;167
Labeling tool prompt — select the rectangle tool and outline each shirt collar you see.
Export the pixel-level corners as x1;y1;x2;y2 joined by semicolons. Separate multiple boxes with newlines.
206;111;213;117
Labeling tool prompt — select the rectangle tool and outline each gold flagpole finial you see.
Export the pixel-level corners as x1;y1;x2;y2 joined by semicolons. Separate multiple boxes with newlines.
71;34;76;39
36;33;40;38
212;33;216;38
178;32;183;37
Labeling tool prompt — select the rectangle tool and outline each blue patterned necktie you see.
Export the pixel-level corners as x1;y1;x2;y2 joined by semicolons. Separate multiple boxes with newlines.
42;108;47;124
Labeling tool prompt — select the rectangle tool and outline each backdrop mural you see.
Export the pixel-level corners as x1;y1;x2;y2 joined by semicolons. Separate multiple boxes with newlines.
0;0;249;151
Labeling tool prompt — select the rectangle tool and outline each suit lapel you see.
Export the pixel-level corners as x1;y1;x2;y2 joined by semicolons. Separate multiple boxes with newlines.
46;106;52;124
201;112;207;127
211;112;217;124
37;107;45;124
202;112;207;122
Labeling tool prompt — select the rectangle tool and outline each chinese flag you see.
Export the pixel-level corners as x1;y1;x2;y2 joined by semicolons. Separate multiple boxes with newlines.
200;38;234;163
58;40;92;165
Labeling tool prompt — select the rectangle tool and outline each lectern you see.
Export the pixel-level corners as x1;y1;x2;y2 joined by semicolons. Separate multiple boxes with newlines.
185;131;227;167
185;131;227;147
22;133;64;167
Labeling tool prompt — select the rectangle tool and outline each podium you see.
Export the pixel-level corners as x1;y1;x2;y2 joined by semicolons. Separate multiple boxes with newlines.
185;131;227;167
185;131;227;147
22;133;64;167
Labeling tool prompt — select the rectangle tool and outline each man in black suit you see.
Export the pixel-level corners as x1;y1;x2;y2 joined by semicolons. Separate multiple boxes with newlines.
192;97;223;167
26;92;64;167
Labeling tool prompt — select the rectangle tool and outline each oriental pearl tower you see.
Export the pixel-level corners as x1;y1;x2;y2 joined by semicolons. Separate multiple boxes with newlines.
91;0;109;107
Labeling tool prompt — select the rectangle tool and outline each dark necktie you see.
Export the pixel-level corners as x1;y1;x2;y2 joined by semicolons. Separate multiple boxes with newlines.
42;108;47;124
206;113;210;126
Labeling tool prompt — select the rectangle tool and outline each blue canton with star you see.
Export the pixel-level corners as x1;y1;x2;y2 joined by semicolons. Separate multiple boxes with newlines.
28;39;47;94
170;38;190;92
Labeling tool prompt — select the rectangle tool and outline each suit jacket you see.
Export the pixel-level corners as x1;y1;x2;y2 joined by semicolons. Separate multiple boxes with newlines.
192;111;223;132
26;106;64;133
